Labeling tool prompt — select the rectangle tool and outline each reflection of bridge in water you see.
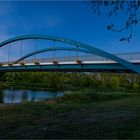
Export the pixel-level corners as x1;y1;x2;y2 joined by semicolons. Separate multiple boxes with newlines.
0;35;140;73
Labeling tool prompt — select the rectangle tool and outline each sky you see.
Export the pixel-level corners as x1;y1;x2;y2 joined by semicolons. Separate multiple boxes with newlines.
0;0;140;57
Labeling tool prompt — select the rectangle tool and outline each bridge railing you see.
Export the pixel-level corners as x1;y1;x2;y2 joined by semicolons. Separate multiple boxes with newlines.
18;52;140;63
116;52;140;61
1;52;140;65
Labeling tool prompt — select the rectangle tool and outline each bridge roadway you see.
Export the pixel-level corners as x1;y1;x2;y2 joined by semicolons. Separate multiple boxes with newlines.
0;59;140;73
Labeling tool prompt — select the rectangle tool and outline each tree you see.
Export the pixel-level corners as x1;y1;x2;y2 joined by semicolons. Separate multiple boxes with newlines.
108;76;120;90
85;0;140;42
132;83;139;92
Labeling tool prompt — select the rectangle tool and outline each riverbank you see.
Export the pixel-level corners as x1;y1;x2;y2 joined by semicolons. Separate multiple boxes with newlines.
1;72;140;92
0;81;60;91
0;90;140;139
0;81;137;93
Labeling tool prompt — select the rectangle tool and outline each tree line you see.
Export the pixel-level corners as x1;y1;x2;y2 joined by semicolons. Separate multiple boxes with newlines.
0;72;140;91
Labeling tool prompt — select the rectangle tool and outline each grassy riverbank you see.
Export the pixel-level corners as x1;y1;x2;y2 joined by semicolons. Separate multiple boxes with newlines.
0;90;140;139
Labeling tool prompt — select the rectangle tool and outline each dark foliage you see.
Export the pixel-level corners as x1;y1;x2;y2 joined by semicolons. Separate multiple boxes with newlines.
84;0;140;42
0;72;140;92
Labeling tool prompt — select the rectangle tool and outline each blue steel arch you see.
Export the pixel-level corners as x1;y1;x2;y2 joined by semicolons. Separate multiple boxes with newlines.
14;47;89;64
0;34;140;73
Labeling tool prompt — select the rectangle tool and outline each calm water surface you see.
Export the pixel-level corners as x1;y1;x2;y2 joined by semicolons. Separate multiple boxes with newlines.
0;89;64;104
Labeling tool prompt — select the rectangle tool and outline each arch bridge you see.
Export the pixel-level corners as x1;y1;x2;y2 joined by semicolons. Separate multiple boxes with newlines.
0;35;140;74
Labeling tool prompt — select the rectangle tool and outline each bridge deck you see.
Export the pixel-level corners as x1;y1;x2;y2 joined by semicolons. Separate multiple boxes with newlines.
0;60;140;73
1;59;140;66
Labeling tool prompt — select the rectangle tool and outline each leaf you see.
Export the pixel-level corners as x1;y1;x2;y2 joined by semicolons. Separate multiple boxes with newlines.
135;20;138;24
109;11;112;16
93;9;96;13
111;1;115;5
120;38;125;41
104;1;108;6
138;1;140;6
107;24;114;30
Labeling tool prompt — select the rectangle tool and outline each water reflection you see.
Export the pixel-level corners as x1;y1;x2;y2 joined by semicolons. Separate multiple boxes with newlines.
0;89;63;104
0;90;3;103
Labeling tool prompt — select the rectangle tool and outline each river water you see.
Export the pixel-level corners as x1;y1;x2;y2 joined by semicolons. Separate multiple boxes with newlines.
0;89;63;104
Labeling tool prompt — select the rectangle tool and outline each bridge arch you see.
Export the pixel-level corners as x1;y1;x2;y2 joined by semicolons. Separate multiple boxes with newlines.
14;47;89;64
0;34;140;73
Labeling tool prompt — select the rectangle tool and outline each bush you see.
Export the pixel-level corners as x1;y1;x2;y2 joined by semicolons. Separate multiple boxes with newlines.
56;90;133;104
132;83;139;92
108;76;120;91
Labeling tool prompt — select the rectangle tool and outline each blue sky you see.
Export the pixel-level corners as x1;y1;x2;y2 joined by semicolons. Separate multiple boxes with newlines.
0;1;140;55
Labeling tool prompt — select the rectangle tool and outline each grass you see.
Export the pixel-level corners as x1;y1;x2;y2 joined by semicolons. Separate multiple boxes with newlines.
56;90;135;104
0;90;140;138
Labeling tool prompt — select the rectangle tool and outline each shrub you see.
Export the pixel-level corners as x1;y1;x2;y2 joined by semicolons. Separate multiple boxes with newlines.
56;91;133;104
132;83;139;92
108;76;120;91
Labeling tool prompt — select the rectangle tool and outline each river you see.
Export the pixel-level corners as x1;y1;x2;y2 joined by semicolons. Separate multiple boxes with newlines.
0;89;63;104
